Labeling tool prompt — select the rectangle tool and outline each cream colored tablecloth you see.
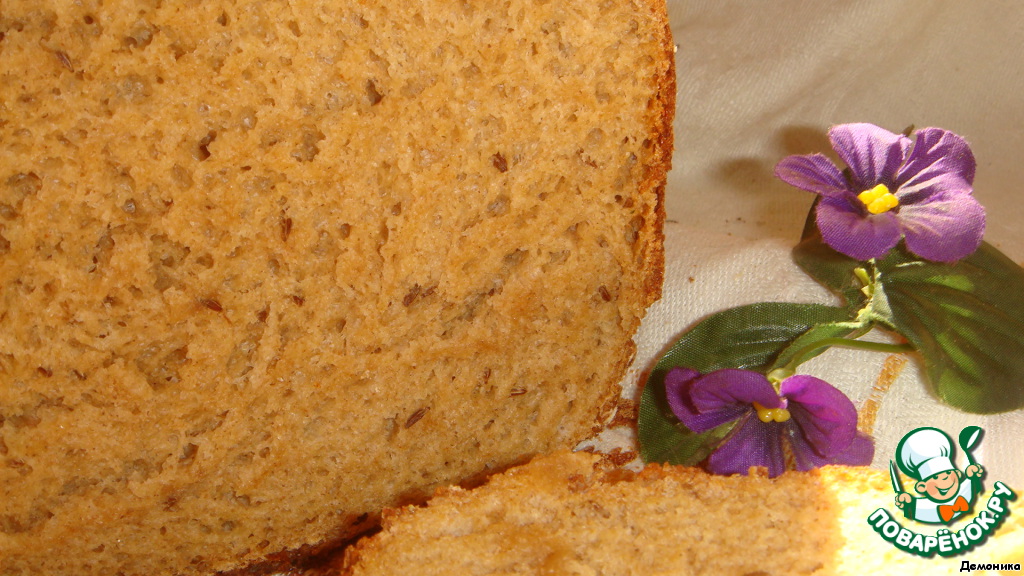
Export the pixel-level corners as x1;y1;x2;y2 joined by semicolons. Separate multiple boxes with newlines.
598;1;1024;486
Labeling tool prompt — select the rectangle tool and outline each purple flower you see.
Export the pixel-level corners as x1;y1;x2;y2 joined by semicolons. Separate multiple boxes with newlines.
775;123;985;262
665;367;874;477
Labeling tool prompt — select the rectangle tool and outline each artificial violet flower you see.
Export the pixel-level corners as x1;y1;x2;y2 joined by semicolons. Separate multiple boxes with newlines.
775;123;986;262
665;367;874;478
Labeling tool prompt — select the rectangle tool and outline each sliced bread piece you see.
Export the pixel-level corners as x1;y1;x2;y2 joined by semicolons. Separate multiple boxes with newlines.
340;451;1024;575
0;1;673;574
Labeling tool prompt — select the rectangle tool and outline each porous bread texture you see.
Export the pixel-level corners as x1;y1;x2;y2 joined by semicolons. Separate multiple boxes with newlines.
340;451;1024;576
0;1;673;575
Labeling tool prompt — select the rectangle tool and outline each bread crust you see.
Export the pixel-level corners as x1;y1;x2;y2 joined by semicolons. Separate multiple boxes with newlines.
585;0;675;437
635;0;676;309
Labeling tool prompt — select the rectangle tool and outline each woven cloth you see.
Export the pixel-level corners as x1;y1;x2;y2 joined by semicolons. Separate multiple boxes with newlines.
600;0;1024;485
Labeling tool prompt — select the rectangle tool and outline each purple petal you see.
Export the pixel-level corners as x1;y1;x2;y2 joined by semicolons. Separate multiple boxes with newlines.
689;369;781;412
899;190;986;262
706;416;787;477
816;196;902;260
779;375;859;458
667;368;778;433
829;123;912;190
774;154;850;197
791;431;875;471
896;127;976;197
665;367;729;433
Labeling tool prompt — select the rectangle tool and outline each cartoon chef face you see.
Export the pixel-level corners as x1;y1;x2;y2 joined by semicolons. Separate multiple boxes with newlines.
915;469;964;502
896;427;958;502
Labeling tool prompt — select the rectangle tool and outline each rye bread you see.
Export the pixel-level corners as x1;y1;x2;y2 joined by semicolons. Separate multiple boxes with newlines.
340;451;1024;575
0;1;674;574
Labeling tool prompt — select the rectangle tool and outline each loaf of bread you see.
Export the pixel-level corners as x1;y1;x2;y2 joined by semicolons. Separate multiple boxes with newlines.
0;1;673;574
339;450;1024;575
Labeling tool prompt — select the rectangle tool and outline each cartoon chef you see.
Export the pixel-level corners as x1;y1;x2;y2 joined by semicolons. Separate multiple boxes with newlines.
893;427;984;525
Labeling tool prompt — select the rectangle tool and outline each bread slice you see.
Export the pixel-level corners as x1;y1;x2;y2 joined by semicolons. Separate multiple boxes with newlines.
0;1;673;574
339;451;1024;575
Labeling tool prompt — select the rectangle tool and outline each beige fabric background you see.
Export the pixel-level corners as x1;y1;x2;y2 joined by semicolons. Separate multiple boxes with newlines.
595;1;1024;485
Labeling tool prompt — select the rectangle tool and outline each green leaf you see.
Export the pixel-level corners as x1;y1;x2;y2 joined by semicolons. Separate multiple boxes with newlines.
652;301;854;373
793;203;1024;414
793;199;869;307
637;389;738;466
878;243;1024;413
638;302;851;465
767;319;868;374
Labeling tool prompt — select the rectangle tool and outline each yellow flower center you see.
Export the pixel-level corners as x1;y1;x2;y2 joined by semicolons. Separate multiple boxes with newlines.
753;401;791;423
857;184;899;215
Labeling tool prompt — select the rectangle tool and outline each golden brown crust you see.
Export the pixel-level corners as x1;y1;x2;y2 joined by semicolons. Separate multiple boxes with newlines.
584;0;676;438
637;0;677;308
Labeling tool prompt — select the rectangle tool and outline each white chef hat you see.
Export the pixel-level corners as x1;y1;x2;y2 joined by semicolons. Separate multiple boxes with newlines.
896;427;956;481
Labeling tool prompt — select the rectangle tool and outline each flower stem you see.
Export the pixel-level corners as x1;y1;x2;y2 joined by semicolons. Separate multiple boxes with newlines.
795;337;914;357
767;336;914;384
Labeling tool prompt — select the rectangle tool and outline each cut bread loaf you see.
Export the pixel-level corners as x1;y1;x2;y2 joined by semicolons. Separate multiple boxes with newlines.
0;1;673;574
340;451;1024;576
